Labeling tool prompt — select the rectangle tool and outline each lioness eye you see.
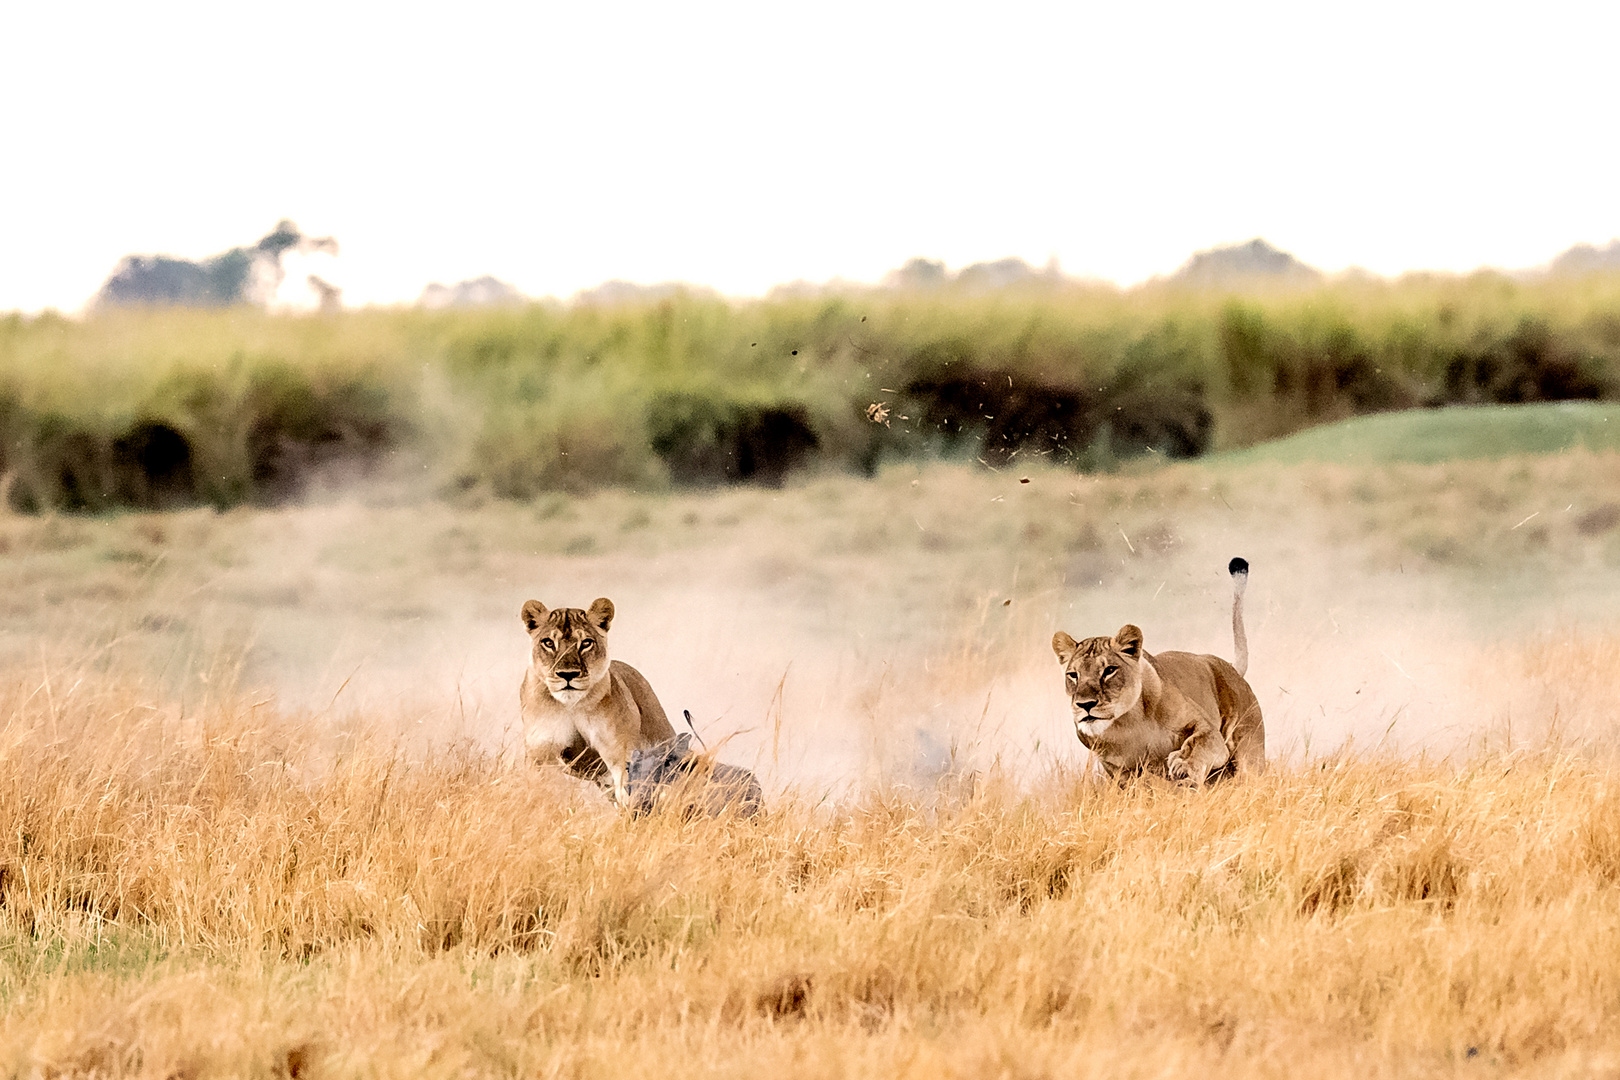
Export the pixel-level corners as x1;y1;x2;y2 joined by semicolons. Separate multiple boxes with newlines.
580;640;594;652
1066;672;1078;684
540;638;554;650
1102;666;1118;679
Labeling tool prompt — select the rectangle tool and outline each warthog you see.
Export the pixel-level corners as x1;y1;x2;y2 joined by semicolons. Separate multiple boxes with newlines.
626;731;764;818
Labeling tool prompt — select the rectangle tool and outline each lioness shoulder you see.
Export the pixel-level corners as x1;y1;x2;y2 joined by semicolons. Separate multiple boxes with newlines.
518;597;676;805
1052;559;1264;784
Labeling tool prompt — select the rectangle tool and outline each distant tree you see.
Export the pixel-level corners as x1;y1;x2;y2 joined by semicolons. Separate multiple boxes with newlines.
419;275;525;309
1171;238;1321;286
953;257;1066;292
255;220;305;259
879;256;1065;293
882;257;950;291
1547;240;1620;277
95;220;338;308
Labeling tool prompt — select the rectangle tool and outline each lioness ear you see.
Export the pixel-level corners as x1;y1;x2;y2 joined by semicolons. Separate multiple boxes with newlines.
1052;631;1078;664
520;600;547;633
588;597;615;632
1113;624;1143;658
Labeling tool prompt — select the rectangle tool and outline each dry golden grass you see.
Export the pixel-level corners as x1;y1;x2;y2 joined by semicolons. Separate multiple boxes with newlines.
3;656;1620;1078
1;452;1619;1075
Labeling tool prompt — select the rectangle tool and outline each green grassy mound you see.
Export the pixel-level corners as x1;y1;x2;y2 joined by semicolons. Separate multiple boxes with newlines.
1214;401;1620;466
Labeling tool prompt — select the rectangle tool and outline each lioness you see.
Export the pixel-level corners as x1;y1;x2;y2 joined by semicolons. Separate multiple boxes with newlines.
1052;558;1264;784
519;597;676;805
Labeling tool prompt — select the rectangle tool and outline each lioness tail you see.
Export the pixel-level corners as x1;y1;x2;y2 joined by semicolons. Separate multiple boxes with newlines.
1228;557;1250;677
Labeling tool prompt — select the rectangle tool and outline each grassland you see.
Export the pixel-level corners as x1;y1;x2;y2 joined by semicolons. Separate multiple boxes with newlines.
6;277;1620;1073
2;667;1619;1078
1;433;1619;1074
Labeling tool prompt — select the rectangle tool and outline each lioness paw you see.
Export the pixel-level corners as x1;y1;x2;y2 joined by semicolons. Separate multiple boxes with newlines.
1167;750;1209;784
1169;750;1216;786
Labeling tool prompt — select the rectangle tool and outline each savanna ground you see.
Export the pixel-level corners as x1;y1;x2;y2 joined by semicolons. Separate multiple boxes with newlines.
3;429;1620;1077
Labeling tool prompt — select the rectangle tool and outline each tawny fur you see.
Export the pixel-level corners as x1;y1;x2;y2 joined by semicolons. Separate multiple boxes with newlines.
518;597;675;805
1052;561;1264;784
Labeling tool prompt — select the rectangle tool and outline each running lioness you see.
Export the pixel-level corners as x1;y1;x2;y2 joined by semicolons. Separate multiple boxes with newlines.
1052;558;1265;784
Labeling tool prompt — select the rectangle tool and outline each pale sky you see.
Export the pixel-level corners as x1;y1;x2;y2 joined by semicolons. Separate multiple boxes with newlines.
3;0;1618;312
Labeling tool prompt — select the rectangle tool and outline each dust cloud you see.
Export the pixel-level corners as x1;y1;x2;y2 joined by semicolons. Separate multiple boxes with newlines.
6;457;1619;792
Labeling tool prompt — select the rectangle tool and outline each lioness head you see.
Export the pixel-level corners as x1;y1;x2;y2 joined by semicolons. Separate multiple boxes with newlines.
520;597;615;706
1051;624;1145;739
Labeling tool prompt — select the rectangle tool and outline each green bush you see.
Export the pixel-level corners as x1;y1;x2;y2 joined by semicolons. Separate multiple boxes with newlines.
645;391;819;486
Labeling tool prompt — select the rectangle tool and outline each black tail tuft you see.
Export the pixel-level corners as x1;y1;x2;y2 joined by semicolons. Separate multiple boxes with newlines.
1228;556;1249;577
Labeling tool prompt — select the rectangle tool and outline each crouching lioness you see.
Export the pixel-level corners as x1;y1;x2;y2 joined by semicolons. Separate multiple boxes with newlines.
519;597;676;804
1052;558;1265;784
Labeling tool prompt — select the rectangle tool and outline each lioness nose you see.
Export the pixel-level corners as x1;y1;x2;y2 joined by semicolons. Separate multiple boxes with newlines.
556;670;581;682
1075;699;1097;712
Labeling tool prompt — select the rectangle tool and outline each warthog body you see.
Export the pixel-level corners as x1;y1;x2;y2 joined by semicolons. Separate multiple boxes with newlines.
626;733;764;818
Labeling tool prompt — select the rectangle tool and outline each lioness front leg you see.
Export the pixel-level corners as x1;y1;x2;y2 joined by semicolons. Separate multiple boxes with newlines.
1166;728;1231;785
604;758;631;807
583;730;636;808
526;738;570;772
